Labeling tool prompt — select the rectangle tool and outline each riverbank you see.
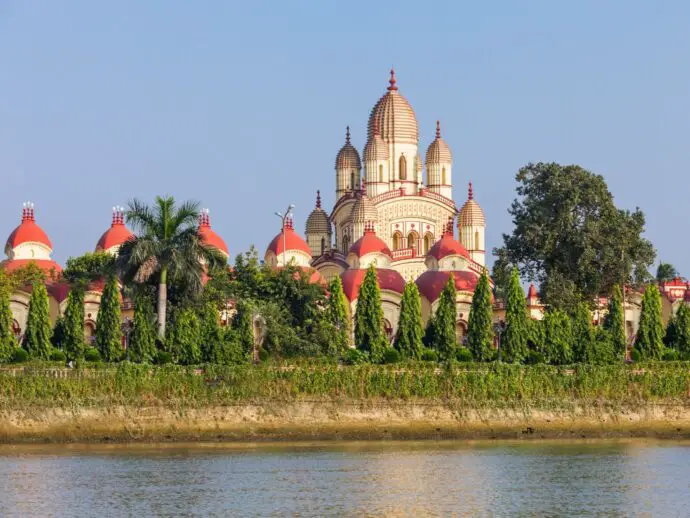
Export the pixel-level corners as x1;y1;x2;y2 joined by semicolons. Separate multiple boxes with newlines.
0;362;688;443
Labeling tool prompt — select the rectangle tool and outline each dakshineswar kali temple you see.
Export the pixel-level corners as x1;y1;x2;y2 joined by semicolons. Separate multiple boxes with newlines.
3;70;686;345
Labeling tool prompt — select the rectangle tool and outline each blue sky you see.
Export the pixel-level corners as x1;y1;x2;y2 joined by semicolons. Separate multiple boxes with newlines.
1;1;689;274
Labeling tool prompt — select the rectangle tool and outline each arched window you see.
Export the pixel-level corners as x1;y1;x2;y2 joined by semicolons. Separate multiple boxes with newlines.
442;167;447;185
399;156;407;180
350;172;356;191
84;322;96;344
392;232;402;250
12;320;20;338
383;319;393;340
320;237;326;255
379;164;383;183
407;232;418;250
342;235;350;254
474;230;480;250
423;233;433;255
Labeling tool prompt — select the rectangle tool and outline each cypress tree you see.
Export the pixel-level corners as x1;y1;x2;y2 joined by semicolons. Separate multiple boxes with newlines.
526;318;545;354
63;287;85;360
96;275;122;362
428;275;457;361
233;301;255;361
571;302;594;363
170;308;201;365
200;301;224;363
394;280;424;359
668;303;690;353
543;309;573;365
326;275;351;355
0;285;16;362
129;292;157;363
354;264;386;363
604;284;626;356
591;327;616;365
502;267;528;363
467;271;494;361
636;284;664;359
23;282;52;359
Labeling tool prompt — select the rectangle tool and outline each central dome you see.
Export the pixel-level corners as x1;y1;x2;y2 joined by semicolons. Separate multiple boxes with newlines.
367;69;418;145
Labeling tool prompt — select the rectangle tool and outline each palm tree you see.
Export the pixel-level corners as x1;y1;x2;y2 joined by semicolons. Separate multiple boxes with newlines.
656;262;680;283
117;196;225;338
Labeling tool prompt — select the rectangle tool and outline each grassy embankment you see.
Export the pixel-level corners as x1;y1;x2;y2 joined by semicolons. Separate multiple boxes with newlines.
0;361;688;442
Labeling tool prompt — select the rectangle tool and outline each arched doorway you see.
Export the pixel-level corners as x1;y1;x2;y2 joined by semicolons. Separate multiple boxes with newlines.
423;233;433;255
84;321;96;344
407;231;419;252
456;321;467;345
12;320;21;339
383;319;393;341
399;156;407;180
392;232;403;251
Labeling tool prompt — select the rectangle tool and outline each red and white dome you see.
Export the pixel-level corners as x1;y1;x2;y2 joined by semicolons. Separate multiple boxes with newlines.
198;209;229;258
340;267;405;302
265;218;312;268
5;204;52;254
2;203;61;276
96;207;133;255
426;221;470;262
347;223;392;269
416;270;479;303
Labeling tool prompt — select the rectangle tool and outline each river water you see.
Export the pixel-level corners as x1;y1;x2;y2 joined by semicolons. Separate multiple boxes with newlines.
0;440;687;516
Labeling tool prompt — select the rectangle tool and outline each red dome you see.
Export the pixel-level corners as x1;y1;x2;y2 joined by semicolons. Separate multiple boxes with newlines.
266;219;312;256
416;270;478;303
340;267;405;301
1;259;62;276
5;208;52;252
198;211;229;256
96;210;133;252
527;283;538;299
427;225;470;261
349;225;392;258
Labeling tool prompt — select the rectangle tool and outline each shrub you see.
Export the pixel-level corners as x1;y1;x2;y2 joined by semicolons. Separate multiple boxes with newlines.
630;348;641;362
49;350;67;362
84;347;101;362
456;347;473;363
382;348;401;364
420;348;439;362
155;351;173;365
662;348;680;361
258;348;269;362
343;348;368;365
525;350;546;365
10;347;28;363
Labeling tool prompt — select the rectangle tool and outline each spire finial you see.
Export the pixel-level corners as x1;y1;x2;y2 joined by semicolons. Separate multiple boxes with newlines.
316;190;321;209
436;120;441;139
361;177;366;195
468;181;474;200
387;67;398;91
445;216;454;235
22;201;35;222
345;126;351;145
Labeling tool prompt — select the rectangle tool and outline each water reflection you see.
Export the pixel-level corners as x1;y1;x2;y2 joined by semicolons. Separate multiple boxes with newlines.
0;440;687;516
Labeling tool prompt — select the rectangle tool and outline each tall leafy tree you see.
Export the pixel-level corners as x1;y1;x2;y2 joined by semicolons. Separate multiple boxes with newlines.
428;275;457;361
199;300;224;363
604;284;627;357
354;265;386;363
169;307;201;365
326;276;351;355
0;284;16;362
117;196;225;339
656;262;679;283
571;302;594;363
129;291;157;363
233;300;255;361
496;162;655;310
394;280;424;359
543;309;573;365
23;282;52;359
502;267;528;363
667;303;690;353
63;287;86;360
636;284;664;359
96;275;122;362
467;271;494;361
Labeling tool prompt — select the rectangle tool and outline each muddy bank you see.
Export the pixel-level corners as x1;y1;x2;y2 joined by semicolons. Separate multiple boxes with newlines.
1;401;689;443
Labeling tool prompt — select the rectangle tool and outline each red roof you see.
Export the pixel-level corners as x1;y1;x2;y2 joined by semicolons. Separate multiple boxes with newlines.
416;270;478;302
96;211;133;252
349;224;392;258
266;219;312;256
527;283;538;298
340;267;405;301
198;212;229;256
426;232;470;261
5;208;53;252
1;259;62;276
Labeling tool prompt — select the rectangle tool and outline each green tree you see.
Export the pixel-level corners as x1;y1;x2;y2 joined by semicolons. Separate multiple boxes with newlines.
571;302;594;363
502;267;528;363
169;307;201;365
591;327;616;365
23;282;52;359
63;287;86;360
526;318;545;353
496;162;655;310
543;309;573;365
467;271;493;361
116;196;225;339
353;265;387;363
199;301;224;363
0;284;16;362
667;303;690;353
427;275;458;361
604;284;627;357
656;262;679;283
636;284;664;359
95;275;122;362
63;252;116;285
128;291;157;363
394;280;424;359
233;300;255;361
326;276;350;355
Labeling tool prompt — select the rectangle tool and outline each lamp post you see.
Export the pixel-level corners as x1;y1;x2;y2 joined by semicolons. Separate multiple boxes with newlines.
493;320;507;362
274;204;295;267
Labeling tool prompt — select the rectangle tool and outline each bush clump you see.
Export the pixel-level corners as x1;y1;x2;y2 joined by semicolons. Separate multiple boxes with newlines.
84;347;102;363
455;347;473;363
382;348;401;364
420;348;438;362
10;347;28;363
155;351;173;365
49;349;67;362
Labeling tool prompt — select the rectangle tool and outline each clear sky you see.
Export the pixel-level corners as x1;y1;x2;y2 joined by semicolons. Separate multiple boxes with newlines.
1;1;689;274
